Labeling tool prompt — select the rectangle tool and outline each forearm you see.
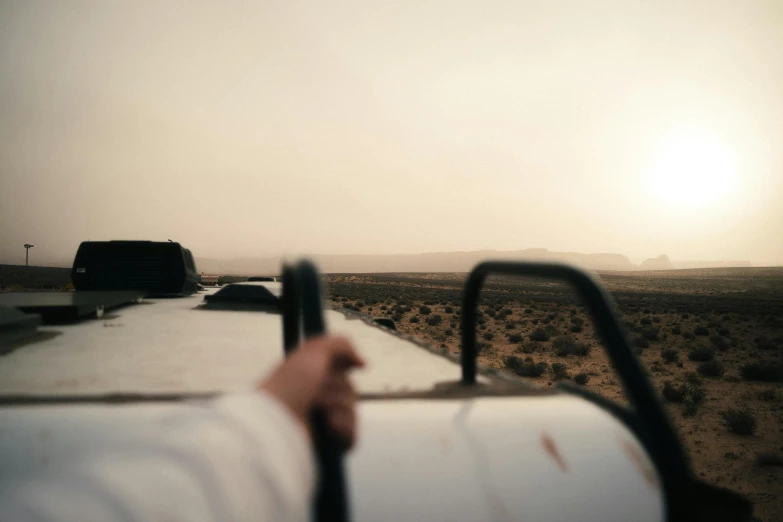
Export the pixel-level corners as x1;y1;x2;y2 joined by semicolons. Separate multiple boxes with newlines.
0;391;316;522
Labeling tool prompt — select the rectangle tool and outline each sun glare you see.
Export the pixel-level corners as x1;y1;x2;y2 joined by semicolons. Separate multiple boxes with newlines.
647;130;738;210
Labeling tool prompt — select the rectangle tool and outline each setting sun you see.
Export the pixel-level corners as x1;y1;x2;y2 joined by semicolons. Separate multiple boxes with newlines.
647;130;738;210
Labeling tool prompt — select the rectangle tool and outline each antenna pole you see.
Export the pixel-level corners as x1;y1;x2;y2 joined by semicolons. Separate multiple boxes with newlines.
23;244;34;267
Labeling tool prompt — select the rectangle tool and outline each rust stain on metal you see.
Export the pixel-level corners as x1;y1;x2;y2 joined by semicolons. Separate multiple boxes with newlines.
541;432;568;472
620;438;659;489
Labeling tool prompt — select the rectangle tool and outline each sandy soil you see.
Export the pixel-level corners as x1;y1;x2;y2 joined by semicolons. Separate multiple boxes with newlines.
327;269;783;522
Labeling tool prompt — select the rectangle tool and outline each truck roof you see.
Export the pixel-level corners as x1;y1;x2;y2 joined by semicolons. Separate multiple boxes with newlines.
0;287;484;397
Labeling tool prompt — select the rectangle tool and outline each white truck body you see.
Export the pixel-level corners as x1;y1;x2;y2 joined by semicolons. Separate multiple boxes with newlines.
0;288;664;522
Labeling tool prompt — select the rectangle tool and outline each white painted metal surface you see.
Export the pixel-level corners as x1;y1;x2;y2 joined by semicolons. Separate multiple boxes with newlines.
0;289;465;395
0;396;664;522
0;288;665;521
349;396;664;522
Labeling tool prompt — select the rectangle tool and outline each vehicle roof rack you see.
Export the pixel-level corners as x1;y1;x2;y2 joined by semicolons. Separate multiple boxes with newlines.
203;283;280;308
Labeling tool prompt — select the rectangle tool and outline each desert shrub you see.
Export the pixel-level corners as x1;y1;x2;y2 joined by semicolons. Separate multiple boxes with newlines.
392;314;403;323
529;329;549;342
689;386;706;404
506;321;516;330
740;362;783;382
551;363;569;380
662;382;687;402
685;372;703;385
640;317;652;326
426;315;443;326
504;355;522;370
524;308;533;314
518;360;548;378
755;453;783;467
682;399;699;417
506;356;548;377
662;349;679;363
698;360;725;378
681;313;689;319
757;389;778;401
755;337;777;350
444;329;453;336
688;346;714;362
721;409;757;435
718;328;730;336
508;333;523;343
483;332;494;341
694;326;709;336
531;319;539;325
409;316;419;323
671;326;681;334
643;328;659;341
574;373;589;385
662;381;705;406
653;316;661;323
380;305;387;310
710;335;729;351
520;342;538;354
444;306;453;314
683;332;695;340
542;323;559;335
569;325;583;333
552;336;575;356
419;305;432;315
552;336;590;356
632;335;649;349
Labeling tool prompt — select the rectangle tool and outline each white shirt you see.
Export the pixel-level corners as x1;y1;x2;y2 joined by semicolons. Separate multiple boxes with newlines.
0;392;316;522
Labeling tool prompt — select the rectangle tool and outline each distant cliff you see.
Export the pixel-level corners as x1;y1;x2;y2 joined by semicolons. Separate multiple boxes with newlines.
640;255;673;271
195;248;638;275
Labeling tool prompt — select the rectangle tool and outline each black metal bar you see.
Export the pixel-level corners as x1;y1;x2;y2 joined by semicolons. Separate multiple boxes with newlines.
280;260;349;522
295;260;350;522
460;260;690;519
297;260;326;337
281;263;300;355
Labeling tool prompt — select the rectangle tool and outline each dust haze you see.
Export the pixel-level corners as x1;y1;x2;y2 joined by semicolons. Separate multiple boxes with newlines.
1;0;782;268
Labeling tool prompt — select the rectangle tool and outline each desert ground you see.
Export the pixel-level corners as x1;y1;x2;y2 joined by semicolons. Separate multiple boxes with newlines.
326;268;783;522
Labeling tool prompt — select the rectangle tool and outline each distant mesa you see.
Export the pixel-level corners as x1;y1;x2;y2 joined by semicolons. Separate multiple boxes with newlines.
192;249;757;275
194;248;638;275
640;254;673;271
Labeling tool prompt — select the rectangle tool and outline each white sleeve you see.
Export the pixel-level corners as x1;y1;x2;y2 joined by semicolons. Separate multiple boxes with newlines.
0;391;316;522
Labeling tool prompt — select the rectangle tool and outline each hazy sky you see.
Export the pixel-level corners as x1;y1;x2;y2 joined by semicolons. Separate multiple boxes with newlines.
1;0;782;266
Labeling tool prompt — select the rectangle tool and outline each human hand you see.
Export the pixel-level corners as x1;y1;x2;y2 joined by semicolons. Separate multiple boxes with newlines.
260;335;365;451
